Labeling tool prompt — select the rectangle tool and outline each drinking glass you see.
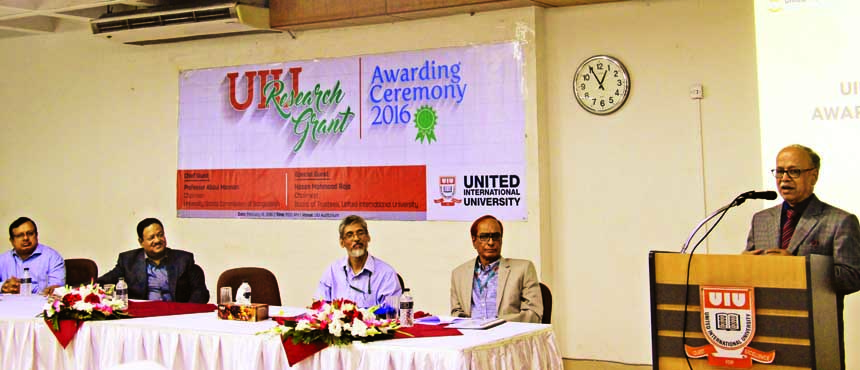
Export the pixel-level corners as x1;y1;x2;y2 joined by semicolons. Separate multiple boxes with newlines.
219;287;233;304
103;284;116;299
384;295;400;321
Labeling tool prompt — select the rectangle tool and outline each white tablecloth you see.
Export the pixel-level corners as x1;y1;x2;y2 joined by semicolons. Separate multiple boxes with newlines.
0;295;562;370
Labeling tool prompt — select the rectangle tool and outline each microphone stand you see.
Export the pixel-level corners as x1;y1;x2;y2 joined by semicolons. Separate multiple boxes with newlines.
680;195;747;254
678;192;746;370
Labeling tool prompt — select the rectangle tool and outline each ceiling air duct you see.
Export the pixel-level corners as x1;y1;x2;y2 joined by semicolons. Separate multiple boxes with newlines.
90;2;277;45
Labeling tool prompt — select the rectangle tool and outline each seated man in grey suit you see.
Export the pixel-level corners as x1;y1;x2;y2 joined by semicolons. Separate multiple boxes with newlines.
450;215;542;323
744;144;860;368
98;218;210;303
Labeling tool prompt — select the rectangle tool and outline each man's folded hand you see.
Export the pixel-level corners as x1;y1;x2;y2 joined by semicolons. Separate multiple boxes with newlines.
1;276;21;294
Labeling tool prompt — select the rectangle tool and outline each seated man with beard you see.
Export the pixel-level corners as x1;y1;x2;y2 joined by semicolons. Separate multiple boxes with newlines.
98;218;210;303
315;215;401;308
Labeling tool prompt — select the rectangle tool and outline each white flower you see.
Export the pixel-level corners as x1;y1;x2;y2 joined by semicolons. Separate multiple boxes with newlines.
349;319;368;337
43;302;56;318
104;298;124;310
328;320;343;337
72;301;95;313
78;285;93;297
342;302;355;312
315;310;329;322
359;308;376;321
331;309;345;322
295;319;312;332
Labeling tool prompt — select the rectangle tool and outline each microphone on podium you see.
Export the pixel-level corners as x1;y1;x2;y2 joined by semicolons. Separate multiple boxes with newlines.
680;190;777;254
738;190;778;201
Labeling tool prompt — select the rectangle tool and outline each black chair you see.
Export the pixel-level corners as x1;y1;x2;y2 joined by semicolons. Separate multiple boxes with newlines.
65;258;98;287
397;273;406;291
217;267;281;306
539;282;552;324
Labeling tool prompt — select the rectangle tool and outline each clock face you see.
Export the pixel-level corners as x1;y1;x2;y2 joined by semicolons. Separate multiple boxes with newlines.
573;55;630;115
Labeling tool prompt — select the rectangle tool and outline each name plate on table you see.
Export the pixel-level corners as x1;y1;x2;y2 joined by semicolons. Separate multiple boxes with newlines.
217;303;269;322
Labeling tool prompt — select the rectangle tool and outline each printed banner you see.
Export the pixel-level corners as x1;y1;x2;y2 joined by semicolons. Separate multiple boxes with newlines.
178;42;527;220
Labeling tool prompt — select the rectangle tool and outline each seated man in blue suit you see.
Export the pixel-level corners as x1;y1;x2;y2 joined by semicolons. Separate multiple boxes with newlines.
744;144;860;369
99;218;209;303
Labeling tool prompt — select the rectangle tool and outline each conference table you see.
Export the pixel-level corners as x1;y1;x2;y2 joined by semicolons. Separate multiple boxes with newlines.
0;295;562;370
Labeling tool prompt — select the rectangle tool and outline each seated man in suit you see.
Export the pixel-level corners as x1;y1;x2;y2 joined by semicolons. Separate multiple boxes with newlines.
98;218;209;303
1;217;65;295
316;215;401;308
744;144;860;368
450;215;542;323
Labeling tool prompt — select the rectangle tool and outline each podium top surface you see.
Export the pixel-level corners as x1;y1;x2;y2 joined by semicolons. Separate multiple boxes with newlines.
650;252;832;289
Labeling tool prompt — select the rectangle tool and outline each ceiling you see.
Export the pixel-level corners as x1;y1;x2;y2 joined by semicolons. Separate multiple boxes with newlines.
0;0;621;41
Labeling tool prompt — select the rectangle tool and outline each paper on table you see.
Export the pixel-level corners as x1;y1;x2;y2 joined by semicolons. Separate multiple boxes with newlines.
270;307;307;320
447;318;506;330
273;307;306;316
415;316;462;325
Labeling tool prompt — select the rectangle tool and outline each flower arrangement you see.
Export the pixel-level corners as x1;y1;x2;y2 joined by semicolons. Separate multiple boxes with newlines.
41;283;129;330
263;298;400;346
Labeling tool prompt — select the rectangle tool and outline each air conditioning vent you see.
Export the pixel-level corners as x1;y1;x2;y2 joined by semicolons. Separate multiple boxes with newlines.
91;2;277;46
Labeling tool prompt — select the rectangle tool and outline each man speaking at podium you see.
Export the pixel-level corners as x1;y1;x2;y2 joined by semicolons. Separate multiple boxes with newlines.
744;144;860;368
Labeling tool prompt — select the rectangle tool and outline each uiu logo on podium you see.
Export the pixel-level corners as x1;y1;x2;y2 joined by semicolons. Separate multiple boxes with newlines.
684;286;775;368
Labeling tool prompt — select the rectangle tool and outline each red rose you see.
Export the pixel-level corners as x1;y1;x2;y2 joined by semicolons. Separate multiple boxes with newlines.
84;293;101;304
310;300;325;311
343;308;362;323
63;293;82;306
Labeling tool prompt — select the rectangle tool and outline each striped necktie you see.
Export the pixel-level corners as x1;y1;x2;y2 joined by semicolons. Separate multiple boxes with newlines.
780;208;796;249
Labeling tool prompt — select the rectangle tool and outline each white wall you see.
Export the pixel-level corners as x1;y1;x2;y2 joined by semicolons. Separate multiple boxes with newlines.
3;0;854;367
544;0;766;363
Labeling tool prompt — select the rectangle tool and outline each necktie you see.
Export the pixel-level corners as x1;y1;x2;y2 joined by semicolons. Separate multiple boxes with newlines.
780;208;796;249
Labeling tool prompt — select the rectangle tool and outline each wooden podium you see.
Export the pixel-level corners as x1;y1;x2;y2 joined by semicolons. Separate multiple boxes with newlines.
648;251;841;369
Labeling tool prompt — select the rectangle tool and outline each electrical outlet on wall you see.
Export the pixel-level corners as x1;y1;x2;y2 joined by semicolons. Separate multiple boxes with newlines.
690;84;704;99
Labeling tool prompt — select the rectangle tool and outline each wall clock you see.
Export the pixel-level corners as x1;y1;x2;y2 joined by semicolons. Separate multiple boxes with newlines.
573;55;630;115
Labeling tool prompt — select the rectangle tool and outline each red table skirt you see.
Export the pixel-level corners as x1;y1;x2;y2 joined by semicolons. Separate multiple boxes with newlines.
283;324;462;366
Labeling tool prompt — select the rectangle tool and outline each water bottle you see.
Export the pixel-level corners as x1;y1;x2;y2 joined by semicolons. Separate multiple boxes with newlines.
399;288;414;327
20;268;32;296
116;277;129;310
236;280;252;305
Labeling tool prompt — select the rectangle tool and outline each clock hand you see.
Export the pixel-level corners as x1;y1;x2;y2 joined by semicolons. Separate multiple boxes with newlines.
590;66;605;90
598;70;608;90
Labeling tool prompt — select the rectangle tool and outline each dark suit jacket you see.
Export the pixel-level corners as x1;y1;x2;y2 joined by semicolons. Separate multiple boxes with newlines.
450;257;543;323
98;248;210;303
746;194;860;295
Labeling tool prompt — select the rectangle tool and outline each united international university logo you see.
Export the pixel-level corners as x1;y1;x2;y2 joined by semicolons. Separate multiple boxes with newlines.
684;287;775;368
433;176;461;206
